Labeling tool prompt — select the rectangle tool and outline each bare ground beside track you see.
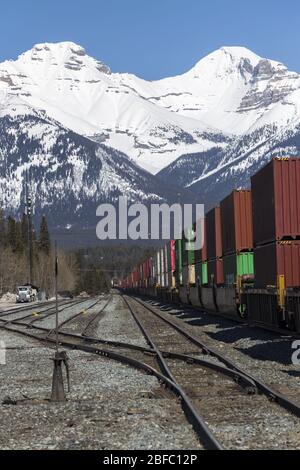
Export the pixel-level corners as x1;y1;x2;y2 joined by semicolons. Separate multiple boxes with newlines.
0;294;202;450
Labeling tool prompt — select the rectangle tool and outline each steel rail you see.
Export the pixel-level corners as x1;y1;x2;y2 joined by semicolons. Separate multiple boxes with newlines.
3;298;88;326
81;295;113;337
0;313;257;391
145;294;300;338
0;299;60;318
131;295;300;418
122;295;223;450
0;319;220;450
46;296;107;335
28;298;92;326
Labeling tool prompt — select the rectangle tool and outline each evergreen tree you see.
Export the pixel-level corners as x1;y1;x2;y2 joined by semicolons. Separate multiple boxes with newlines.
6;217;23;253
39;216;51;255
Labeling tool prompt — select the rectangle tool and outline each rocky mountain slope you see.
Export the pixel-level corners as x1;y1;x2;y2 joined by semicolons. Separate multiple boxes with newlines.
0;111;195;233
1;42;300;231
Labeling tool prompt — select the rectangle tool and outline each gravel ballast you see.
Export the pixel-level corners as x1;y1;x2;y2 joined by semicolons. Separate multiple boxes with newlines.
0;295;202;450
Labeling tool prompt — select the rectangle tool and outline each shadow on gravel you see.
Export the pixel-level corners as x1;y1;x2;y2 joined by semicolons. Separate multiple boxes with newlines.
170;306;296;366
177;313;242;332
282;370;300;377
204;324;277;344
233;339;295;366
141;298;297;366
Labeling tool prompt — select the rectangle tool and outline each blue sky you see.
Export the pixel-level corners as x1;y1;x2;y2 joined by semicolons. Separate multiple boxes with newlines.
1;0;300;79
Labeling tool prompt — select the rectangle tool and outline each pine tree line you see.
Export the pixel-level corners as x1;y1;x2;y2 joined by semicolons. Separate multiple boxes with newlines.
0;210;75;297
0;211;50;256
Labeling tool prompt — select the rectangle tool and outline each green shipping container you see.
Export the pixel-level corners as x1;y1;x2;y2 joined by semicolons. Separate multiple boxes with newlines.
195;262;208;285
223;252;254;285
182;227;195;266
202;262;208;285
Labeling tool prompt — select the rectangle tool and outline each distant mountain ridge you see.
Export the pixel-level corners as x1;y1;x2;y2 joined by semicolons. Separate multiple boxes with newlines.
1;42;300;233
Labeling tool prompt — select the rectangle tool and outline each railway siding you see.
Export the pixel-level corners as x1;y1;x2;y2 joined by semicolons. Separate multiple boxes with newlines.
0;293;202;450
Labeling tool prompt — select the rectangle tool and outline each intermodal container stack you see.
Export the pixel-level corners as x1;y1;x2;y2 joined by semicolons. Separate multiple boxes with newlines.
182;227;196;285
175;239;183;286
160;247;166;287
206;207;224;285
252;158;300;288
167;240;176;288
156;250;161;287
220;190;254;286
194;218;208;285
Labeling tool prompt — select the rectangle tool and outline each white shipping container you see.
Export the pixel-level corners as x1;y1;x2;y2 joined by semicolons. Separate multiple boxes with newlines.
157;250;161;275
160;248;165;275
168;271;176;288
189;265;196;285
164;245;169;273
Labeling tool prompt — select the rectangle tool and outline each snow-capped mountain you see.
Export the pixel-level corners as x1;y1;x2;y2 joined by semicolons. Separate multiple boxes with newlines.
0;112;195;230
0;42;229;174
1;41;300;230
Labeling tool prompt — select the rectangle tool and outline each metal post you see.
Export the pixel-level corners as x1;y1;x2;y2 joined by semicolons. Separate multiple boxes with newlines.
50;245;70;402
55;241;59;353
28;206;33;285
25;171;34;285
51;353;66;402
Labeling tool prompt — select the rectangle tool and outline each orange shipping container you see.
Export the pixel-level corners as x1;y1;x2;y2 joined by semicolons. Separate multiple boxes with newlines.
221;190;253;255
252;158;300;245
254;241;300;288
206;208;222;260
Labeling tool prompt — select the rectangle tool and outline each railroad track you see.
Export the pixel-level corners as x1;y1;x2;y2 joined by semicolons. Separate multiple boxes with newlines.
121;295;300;450
0;298;90;325
0;298;60;318
0;294;114;341
0;292;253;449
1;292;300;449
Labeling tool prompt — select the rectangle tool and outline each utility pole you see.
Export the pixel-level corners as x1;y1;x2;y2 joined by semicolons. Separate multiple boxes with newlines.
25;172;34;285
50;241;70;402
55;241;59;353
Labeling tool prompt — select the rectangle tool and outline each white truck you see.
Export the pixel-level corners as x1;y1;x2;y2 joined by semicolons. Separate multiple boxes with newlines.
16;285;38;303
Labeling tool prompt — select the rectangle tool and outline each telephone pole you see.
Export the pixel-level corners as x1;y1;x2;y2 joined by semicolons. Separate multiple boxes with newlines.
25;171;34;285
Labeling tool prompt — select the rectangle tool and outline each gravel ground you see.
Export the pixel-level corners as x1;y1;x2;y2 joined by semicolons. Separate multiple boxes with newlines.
127;297;300;449
94;295;149;347
143;299;300;404
0;300;49;313
32;298;102;330
0;296;202;450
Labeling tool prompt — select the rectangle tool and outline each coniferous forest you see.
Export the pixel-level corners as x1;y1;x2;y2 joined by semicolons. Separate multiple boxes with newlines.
0;210;77;297
0;210;150;297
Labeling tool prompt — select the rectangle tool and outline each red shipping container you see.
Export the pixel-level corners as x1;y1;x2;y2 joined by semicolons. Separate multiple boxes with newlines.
207;258;224;286
252;158;300;245
254;241;300;288
221;190;253;255
170;240;176;272
206;208;222;260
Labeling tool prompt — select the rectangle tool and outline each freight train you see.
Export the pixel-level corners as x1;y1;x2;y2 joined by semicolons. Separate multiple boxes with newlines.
121;158;300;335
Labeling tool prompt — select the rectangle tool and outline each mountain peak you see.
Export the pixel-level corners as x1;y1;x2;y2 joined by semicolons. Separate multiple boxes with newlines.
187;46;262;78
16;41;111;75
219;46;261;60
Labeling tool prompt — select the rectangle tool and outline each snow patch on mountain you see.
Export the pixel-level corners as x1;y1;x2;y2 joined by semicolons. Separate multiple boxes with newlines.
1;42;300;225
